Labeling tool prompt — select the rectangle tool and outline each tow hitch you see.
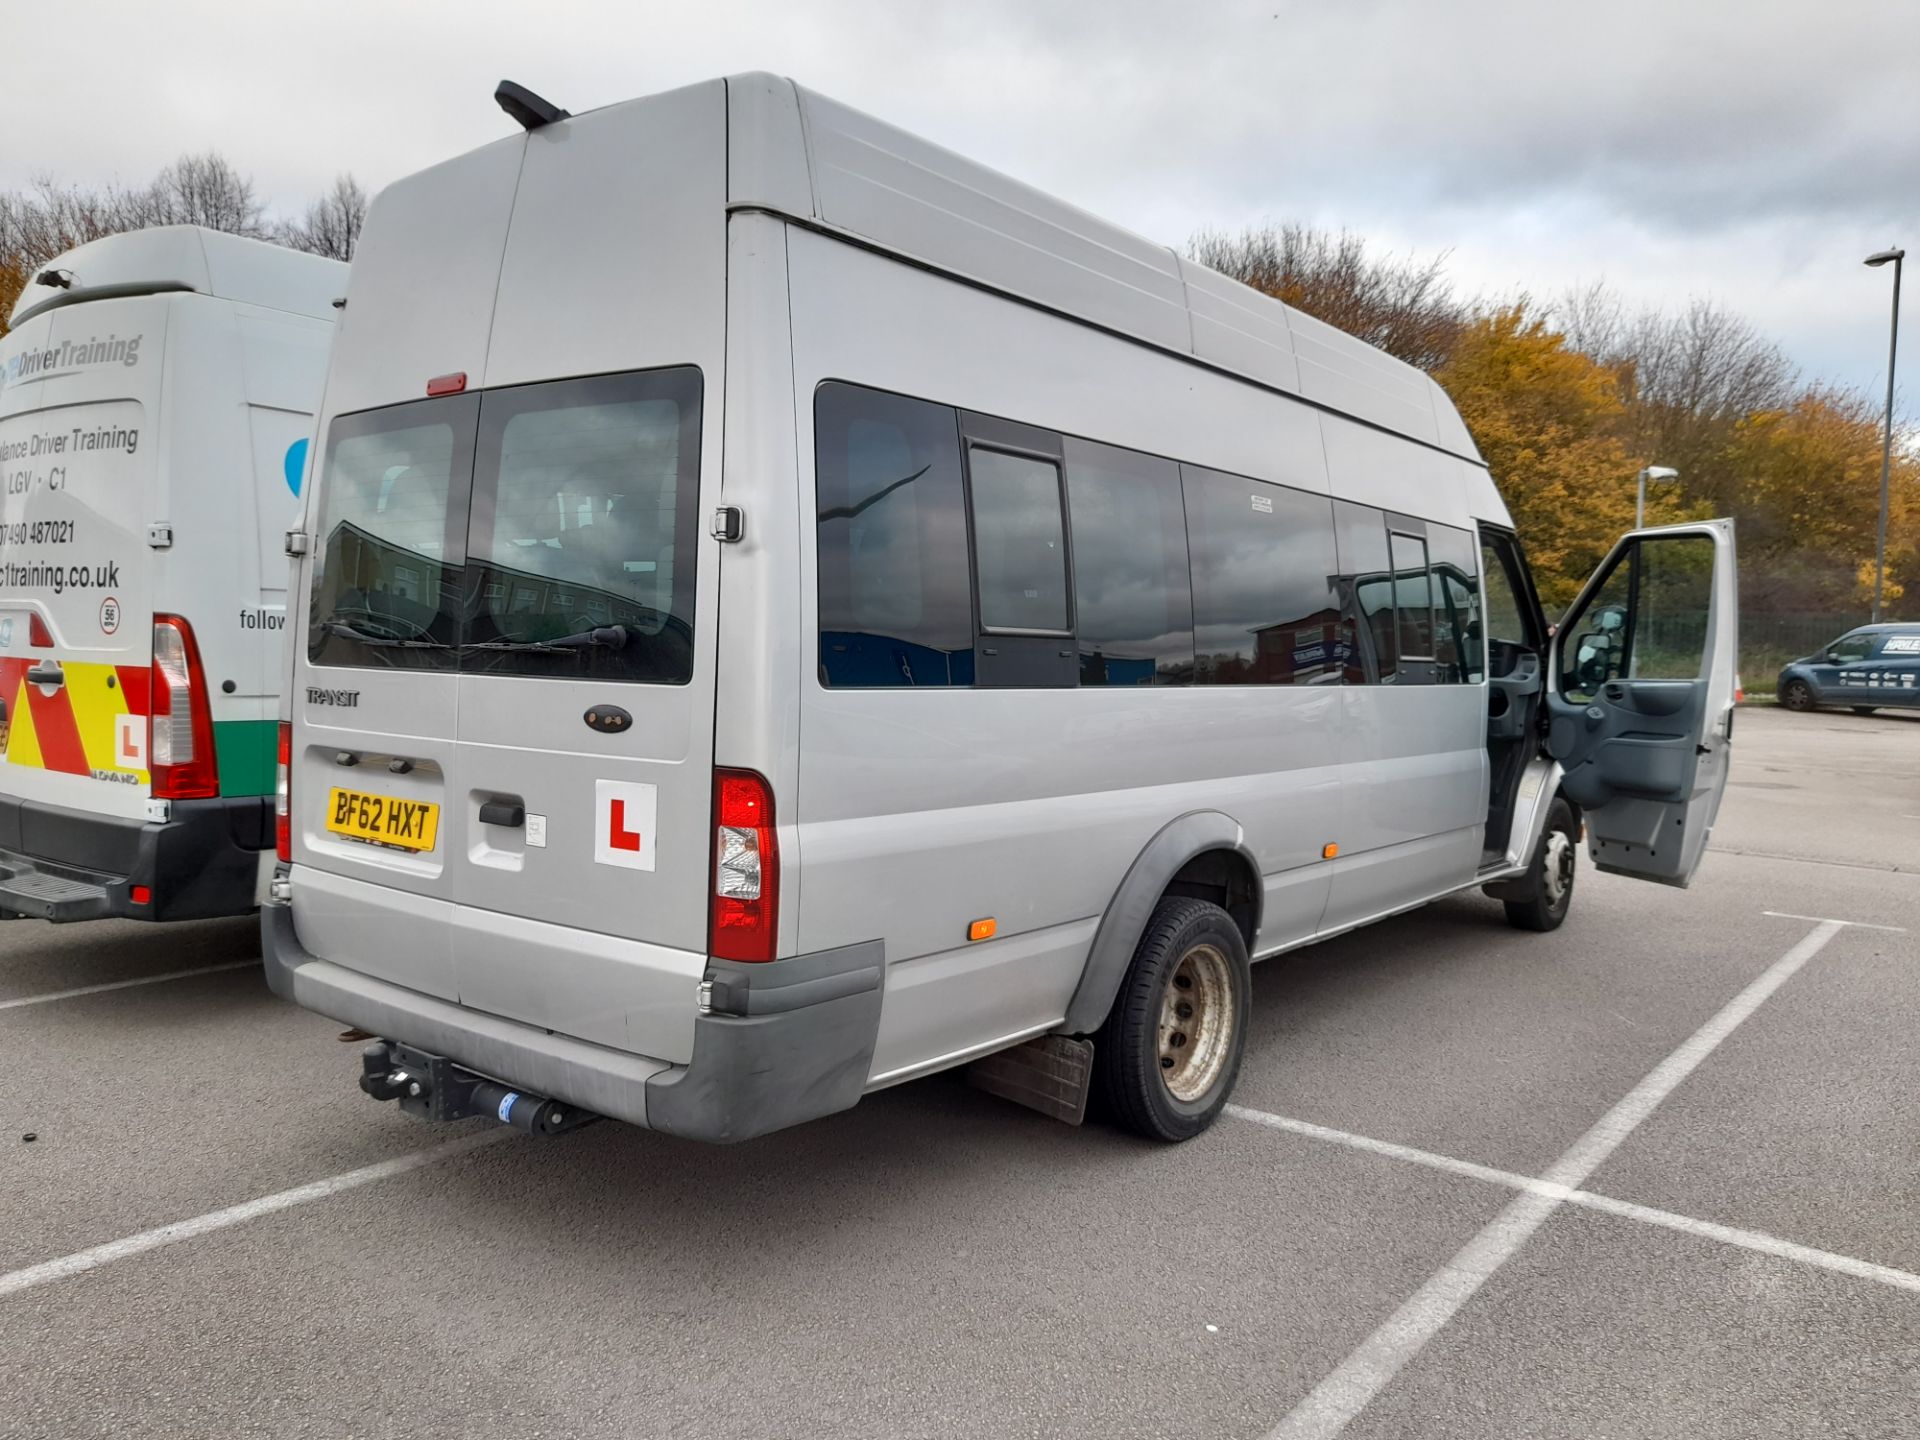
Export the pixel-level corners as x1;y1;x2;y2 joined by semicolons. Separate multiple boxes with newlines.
358;1040;598;1138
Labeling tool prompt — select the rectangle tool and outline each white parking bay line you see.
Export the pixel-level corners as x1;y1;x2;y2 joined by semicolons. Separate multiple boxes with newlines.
1762;911;1907;933
1226;1107;1920;1298
0;961;260;1011
0;1130;512;1300
1262;918;1847;1440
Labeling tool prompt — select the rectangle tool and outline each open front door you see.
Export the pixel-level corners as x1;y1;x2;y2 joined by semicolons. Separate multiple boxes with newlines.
1546;520;1737;888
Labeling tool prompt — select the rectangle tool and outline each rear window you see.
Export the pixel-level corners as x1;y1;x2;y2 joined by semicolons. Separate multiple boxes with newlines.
308;368;701;683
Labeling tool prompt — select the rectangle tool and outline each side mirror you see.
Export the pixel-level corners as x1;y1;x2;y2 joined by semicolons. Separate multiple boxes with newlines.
1574;633;1610;689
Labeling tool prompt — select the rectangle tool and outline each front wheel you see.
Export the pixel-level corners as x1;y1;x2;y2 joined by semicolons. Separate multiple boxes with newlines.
1504;797;1577;932
1779;679;1816;712
1093;896;1250;1142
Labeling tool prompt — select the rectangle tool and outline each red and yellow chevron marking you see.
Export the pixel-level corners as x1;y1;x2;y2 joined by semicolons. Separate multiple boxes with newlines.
0;657;150;785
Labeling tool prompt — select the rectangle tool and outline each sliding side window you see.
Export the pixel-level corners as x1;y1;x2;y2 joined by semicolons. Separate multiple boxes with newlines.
962;412;1076;688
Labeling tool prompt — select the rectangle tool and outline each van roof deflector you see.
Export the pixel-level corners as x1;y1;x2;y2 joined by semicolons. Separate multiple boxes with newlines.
495;80;570;131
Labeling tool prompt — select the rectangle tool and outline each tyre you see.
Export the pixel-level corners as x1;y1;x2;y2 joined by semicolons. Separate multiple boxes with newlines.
1779;679;1815;712
1851;706;1877;716
1092;896;1250;1142
1504;797;1577;933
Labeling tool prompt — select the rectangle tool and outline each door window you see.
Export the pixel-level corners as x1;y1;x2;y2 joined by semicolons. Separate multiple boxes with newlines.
1559;532;1715;700
1428;524;1482;683
308;395;475;668
466;369;702;683
1389;532;1434;664
307;368;702;682
1828;633;1873;664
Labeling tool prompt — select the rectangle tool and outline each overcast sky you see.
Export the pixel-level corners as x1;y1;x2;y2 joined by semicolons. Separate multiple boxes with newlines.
13;0;1916;408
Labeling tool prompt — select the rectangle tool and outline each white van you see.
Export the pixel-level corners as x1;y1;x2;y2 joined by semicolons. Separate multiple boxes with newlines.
0;227;342;922
266;77;1737;1144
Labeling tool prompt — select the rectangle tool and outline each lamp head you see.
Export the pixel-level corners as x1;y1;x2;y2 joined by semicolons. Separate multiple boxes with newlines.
1865;248;1905;267
1640;465;1680;483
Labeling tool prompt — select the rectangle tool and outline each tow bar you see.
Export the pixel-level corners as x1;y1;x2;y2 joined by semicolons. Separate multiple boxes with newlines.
358;1040;598;1138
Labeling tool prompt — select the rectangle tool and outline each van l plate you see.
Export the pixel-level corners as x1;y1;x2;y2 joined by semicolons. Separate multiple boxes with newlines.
326;786;440;853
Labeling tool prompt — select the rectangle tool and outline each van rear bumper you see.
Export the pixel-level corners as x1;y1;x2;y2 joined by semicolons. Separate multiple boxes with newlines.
261;902;886;1143
0;794;269;922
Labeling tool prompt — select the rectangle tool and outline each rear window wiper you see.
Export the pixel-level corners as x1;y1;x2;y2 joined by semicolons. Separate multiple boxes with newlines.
462;624;630;656
321;620;452;650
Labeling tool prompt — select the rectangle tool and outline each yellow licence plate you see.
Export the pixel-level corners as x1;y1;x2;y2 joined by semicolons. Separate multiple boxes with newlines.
325;787;440;853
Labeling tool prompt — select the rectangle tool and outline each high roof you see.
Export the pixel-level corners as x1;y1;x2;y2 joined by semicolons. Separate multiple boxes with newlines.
723;73;1483;466
9;226;346;328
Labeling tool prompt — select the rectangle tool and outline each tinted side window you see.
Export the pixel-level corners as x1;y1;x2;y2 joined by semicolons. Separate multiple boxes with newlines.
1184;467;1341;686
1065;438;1193;685
815;383;974;687
1428;524;1482;683
1829;633;1873;663
967;447;1070;632
1333;501;1393;683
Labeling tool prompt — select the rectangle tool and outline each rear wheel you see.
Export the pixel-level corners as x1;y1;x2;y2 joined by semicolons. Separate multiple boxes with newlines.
1093;896;1250;1142
1779;679;1815;711
1504;797;1577;933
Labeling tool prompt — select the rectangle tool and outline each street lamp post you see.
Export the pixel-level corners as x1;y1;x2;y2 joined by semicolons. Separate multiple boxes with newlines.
1636;465;1678;528
1865;247;1904;624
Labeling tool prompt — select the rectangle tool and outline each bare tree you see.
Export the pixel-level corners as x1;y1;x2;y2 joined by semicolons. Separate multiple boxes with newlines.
1190;222;1466;371
145;152;267;237
276;174;367;261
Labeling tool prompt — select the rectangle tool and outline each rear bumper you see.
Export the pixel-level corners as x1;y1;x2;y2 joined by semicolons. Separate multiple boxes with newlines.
261;902;886;1144
0;794;270;922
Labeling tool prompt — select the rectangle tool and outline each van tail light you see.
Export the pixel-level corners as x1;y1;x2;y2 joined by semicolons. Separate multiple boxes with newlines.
710;768;778;962
149;615;218;800
275;721;292;862
27;614;52;648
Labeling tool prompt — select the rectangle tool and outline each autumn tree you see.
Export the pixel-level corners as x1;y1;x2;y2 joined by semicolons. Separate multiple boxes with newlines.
1435;304;1688;607
1191;223;1466;371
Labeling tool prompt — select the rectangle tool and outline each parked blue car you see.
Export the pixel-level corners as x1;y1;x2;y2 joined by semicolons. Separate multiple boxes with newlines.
1776;623;1920;712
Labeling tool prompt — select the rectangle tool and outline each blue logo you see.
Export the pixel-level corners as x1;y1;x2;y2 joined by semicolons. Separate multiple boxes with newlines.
283;437;310;496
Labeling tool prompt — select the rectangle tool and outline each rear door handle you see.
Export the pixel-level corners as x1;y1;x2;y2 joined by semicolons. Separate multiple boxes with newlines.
26;662;63;687
478;800;525;828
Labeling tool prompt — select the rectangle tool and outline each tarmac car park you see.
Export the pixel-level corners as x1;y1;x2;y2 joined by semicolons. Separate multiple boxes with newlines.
3;704;1916;1438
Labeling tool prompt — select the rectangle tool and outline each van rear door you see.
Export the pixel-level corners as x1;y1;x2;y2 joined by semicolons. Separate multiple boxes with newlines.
1545;520;1738;886
0;300;162;821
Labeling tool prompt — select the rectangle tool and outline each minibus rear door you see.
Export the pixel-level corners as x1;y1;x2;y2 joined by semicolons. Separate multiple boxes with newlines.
1544;519;1737;887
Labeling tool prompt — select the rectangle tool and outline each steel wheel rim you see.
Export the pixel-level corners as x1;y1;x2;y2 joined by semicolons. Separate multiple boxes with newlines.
1783;681;1811;710
1157;943;1235;1103
1543;828;1575;906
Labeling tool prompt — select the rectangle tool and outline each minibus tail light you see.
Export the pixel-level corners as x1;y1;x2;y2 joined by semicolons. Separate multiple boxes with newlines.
710;768;777;962
275;721;292;862
150;615;218;800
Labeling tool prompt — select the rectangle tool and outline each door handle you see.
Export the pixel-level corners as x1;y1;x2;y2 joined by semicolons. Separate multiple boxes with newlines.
478;799;525;828
26;662;63;687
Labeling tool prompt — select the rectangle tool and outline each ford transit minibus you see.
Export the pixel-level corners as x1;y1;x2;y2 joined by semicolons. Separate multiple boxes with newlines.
266;77;1737;1144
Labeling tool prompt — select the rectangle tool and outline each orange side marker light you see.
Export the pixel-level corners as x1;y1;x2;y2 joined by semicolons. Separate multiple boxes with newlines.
968;917;997;942
1321;843;1340;860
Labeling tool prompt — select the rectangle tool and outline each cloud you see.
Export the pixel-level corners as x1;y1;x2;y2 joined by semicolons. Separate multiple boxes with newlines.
9;0;1914;399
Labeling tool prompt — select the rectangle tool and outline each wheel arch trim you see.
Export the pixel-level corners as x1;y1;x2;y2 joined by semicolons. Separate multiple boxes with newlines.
1060;811;1263;1036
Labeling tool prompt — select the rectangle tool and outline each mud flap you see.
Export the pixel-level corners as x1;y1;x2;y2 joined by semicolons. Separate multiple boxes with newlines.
967;1034;1093;1125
